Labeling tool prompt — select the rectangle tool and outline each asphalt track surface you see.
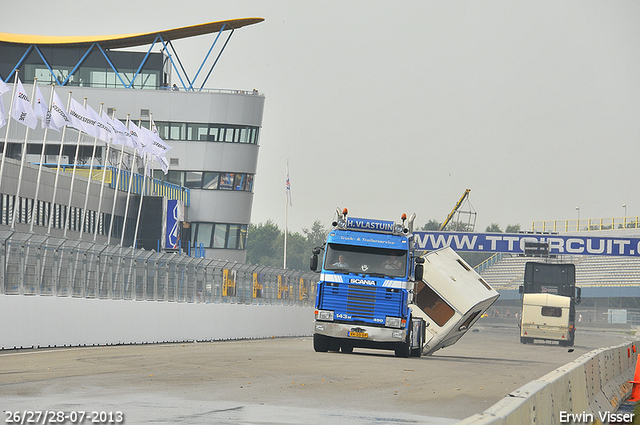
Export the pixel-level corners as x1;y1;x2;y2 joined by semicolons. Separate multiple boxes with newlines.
0;324;635;425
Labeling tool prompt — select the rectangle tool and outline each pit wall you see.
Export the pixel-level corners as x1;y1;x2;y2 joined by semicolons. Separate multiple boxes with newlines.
458;341;637;425
0;295;315;349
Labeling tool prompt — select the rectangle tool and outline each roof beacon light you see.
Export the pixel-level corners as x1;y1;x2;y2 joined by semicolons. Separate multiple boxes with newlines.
342;208;349;219
396;213;408;234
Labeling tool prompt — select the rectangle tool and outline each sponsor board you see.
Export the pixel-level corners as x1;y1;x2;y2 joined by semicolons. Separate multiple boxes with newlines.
415;231;640;257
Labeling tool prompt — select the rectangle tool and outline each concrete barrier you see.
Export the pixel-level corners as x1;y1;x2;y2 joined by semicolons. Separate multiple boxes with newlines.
0;294;315;349
457;341;637;425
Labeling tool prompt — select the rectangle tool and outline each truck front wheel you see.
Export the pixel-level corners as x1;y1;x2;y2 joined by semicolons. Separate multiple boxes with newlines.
395;334;411;358
313;334;331;352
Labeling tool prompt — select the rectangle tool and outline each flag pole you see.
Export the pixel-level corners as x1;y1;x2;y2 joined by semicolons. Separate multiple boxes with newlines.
0;71;19;193
30;84;56;233
94;107;114;242
11;79;39;230
284;159;290;269
107;140;126;244
62;96;86;238
79;103;104;239
47;91;72;234
120;114;136;246
132;151;149;250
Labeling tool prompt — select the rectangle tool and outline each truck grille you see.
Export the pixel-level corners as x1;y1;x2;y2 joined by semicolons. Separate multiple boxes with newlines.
346;285;376;318
319;282;404;322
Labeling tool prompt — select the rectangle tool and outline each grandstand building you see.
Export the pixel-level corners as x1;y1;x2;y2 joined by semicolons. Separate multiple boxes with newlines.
476;228;640;325
0;18;265;262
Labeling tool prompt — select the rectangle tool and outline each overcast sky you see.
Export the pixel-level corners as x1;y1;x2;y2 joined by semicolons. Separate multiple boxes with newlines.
2;1;639;234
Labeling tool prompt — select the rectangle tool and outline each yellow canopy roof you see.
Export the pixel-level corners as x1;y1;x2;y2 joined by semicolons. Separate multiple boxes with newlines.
0;18;264;49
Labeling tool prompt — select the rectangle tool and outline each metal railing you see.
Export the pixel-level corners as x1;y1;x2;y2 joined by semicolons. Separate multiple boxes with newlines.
473;252;503;274
531;216;640;233
0;230;317;307
53;164;190;206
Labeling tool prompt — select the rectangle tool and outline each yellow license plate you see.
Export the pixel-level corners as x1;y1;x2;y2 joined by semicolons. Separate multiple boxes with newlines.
348;331;368;338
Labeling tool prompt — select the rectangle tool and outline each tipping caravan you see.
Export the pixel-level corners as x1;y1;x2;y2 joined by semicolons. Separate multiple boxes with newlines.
412;247;500;355
310;208;499;357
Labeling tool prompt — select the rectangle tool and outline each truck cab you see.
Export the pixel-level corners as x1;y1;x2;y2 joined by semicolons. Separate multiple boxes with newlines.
310;209;500;357
311;210;422;357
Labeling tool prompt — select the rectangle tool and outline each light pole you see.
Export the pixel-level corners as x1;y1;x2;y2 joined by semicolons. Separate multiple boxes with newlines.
623;204;627;228
576;207;580;231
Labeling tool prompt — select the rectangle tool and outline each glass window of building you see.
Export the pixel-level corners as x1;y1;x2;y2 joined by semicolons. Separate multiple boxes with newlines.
227;224;240;249
154;122;170;140
170;123;186;140
213;224;228;248
238;225;248;249
195;223;213;248
239;128;249;143
233;174;244;190
219;173;234;190
166;170;184;186
203;172;219;189
243;175;253;192
185;171;203;188
188;123;209;141
224;127;235;143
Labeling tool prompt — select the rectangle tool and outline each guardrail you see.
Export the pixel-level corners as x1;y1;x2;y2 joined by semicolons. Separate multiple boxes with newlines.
457;341;637;424
532;217;640;233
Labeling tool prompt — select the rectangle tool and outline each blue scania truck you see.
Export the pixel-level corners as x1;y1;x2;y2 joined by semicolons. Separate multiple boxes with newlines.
310;208;499;357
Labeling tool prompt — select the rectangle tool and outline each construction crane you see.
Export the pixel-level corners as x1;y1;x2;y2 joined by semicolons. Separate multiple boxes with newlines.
439;189;476;231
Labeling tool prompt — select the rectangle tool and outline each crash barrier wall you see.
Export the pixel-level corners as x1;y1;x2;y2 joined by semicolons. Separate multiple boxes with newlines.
0;230;318;349
457;341;637;425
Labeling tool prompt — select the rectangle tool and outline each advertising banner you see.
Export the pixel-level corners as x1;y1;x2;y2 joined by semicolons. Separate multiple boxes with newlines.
166;200;184;249
414;231;640;257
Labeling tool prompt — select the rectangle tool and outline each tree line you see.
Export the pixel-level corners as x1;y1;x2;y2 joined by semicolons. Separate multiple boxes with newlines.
246;219;521;272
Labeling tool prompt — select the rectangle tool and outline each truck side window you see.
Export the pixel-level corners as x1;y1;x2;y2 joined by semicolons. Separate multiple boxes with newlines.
541;306;562;317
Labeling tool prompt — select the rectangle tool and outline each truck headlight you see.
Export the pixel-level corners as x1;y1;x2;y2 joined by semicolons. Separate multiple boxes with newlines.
316;310;334;321
385;316;405;328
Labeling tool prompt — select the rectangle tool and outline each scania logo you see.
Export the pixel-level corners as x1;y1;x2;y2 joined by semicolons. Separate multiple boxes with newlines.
350;278;376;285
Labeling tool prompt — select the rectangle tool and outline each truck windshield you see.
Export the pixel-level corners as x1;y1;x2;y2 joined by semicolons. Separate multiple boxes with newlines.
324;243;407;278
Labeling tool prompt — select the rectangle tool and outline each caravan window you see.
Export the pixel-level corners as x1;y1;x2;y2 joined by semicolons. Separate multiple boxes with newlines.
541;306;562;317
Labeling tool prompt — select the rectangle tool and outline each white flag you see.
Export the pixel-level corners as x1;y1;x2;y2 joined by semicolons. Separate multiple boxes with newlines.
0;97;6;130
156;154;169;174
49;90;70;131
11;79;37;129
68;97;98;137
0;77;10;96
86;104;111;143
141;125;172;158
128;120;151;156
100;111;124;145
33;85;50;128
286;161;292;206
110;117;136;149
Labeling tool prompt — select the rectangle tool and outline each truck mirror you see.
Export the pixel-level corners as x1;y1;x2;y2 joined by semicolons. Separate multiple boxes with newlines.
414;264;423;281
518;285;524;294
310;254;318;272
576;287;582;305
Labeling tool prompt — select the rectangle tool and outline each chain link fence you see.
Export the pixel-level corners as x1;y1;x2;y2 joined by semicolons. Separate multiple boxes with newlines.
0;230;318;307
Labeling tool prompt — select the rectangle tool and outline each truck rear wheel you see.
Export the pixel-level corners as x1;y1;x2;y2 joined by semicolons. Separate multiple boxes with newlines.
313;334;331;352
